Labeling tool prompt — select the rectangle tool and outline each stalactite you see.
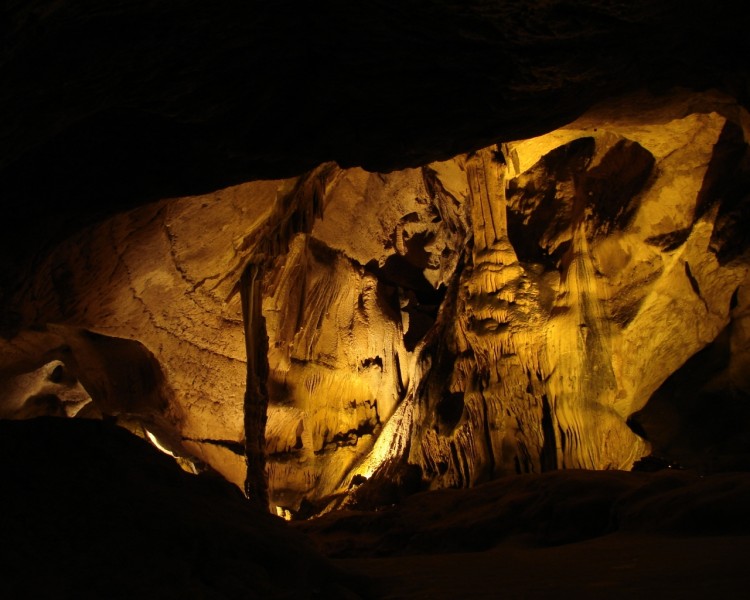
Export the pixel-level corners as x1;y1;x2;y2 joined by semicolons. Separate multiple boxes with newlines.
241;263;270;510
239;164;337;511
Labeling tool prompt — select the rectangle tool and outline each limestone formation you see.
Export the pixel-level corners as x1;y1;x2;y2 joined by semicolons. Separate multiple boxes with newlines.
3;5;750;598
0;182;286;488
406;98;750;490
1;91;749;517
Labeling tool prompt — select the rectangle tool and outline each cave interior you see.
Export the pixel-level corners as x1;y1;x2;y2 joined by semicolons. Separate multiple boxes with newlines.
2;2;750;598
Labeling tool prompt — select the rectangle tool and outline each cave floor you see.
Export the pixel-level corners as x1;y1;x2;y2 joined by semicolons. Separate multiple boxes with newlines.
336;533;750;599
5;419;750;599
296;468;750;599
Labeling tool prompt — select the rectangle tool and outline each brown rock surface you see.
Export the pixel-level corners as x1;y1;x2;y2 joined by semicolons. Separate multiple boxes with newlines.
0;181;285;487
3;90;749;519
2;3;750;596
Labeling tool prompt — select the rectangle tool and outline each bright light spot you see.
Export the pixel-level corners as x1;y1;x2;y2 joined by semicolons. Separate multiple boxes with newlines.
352;396;412;479
145;429;177;458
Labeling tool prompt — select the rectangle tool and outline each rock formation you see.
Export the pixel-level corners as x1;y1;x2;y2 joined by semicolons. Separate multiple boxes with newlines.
3;4;750;598
2;88;749;517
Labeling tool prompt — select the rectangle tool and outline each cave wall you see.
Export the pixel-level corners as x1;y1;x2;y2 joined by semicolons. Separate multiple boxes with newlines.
263;91;750;511
261;162;471;511
407;95;750;490
1;91;749;515
0;181;289;487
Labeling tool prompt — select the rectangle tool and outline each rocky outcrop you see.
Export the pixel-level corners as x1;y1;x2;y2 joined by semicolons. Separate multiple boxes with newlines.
262;163;470;511
404;96;750;491
270;91;750;510
3;6;750;597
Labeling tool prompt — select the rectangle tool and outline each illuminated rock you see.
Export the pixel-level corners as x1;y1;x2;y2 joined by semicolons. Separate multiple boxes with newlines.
0;181;286;488
325;91;750;505
1;91;749;515
263;164;470;511
1;5;749;596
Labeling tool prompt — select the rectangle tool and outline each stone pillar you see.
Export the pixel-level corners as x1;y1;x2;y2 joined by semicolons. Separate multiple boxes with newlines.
241;263;270;511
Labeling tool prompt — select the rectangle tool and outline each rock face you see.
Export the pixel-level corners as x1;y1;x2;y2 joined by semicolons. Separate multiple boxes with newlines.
259;90;750;511
0;182;285;488
406;95;750;490
2;91;750;515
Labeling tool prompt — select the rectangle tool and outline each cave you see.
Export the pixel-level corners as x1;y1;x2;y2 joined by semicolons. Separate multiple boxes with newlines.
3;2;750;598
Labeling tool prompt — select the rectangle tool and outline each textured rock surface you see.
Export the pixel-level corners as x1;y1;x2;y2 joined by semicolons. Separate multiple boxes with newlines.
0;181;286;487
263;163;470;511
3;4;750;597
3;91;749;517
345;91;750;507
403;92;750;489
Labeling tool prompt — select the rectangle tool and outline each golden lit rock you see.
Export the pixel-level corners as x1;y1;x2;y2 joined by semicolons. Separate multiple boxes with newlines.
0;181;286;481
401;94;749;489
1;91;749;515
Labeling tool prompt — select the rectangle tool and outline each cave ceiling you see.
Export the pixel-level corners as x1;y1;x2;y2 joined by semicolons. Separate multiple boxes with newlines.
2;1;750;517
1;1;749;295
